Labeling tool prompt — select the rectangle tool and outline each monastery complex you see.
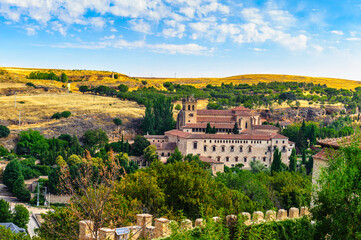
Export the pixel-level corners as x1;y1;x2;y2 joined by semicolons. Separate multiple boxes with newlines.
145;97;295;172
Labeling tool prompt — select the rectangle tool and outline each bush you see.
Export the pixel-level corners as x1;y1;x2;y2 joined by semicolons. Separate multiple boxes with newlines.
0;145;8;156
118;84;129;92
61;111;71;118
0;125;10;138
113;118;122;126
79;85;89;94
12;204;30;229
175;104;182;111
25;82;36;88
51;112;62;119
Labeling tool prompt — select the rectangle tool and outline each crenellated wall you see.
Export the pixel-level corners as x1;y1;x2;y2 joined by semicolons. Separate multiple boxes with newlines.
79;207;310;240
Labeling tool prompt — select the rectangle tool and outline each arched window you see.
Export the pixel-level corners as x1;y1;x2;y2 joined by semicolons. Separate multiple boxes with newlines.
235;157;239;162
221;146;225;152
225;157;229;162
188;105;190;110
230;146;234;152
239;146;243;152
245;122;248;128
248;146;252;152
212;145;216;151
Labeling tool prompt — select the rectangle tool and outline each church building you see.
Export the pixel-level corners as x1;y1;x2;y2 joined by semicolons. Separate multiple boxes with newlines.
145;97;294;172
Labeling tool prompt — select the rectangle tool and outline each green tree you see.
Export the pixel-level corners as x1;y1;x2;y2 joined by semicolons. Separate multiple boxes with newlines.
289;148;297;172
0;225;31;240
15;129;49;157
12;204;29;229
130;135;150;156
143;145;158;165
296;120;308;152
175;104;181;111
56;155;67;167
309;124;317;147
118;84;129;92
0;145;8;156
12;175;31;202
205;123;212;134
0;199;12;222
82;129;109;154
67;154;82;166
3;159;22;191
232;122;239;134
79;85;89;94
61;111;71;118
301;149;307;165
271;148;282;174
0;125;10;138
167;147;183;164
113;118;122;126
312;135;361;239
142;101;155;135
250;160;267;173
60;72;68;83
305;156;314;175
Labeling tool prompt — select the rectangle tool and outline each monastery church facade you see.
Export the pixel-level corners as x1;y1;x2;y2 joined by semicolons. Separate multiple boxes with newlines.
145;97;294;171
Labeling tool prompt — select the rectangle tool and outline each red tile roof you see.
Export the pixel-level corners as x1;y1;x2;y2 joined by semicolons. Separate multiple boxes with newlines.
144;135;168;139
181;123;235;129
164;129;192;138
197;117;234;123
197;110;233;115
186;133;275;140
232;106;250;111
153;142;177;150
313;148;339;161
272;134;289;139
253;125;280;130
317;137;351;149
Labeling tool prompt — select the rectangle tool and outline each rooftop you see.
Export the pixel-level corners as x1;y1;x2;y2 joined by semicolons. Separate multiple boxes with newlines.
0;223;26;234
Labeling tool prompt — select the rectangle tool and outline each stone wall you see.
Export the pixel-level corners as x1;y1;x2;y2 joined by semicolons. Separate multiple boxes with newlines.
78;207;310;240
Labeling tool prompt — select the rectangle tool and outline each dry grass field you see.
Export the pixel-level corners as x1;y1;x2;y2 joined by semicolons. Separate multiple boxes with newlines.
2;67;361;91
0;93;145;130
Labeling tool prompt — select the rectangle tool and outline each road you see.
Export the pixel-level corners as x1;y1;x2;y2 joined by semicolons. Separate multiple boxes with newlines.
0;183;49;237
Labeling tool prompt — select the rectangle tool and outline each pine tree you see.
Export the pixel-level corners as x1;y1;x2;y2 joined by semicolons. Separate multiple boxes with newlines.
206;123;212;134
120;134;124;153
296;120;308;152
142;100;155;135
232;122;239;134
271;148;282;174
289;148;297;172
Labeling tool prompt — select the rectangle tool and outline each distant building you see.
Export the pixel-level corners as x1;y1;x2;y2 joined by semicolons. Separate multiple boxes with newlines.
145;97;294;172
0;223;26;234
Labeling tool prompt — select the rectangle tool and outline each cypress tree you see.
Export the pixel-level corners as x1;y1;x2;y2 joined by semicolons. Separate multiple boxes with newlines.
271;148;282;174
302;149;307;165
206;123;212;134
212;126;217;134
142;100;155;135
289;148;297;172
232;122;239;134
306;156;314;175
309;124;317;147
296;120;308;152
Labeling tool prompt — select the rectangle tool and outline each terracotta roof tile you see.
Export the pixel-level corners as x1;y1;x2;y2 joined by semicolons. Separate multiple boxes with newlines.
197;110;233;115
185;133;275;140
232;106;250;111
165;129;192;138
181;123;235;129
199;156;222;164
153;142;177;150
145;135;168;139
253;125;280;130
197;117;234;123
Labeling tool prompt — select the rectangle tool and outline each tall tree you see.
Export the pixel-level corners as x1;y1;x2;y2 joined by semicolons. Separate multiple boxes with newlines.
296;120;308;152
0;199;12;223
271;148;282;174
3;159;22;191
142;100;155;135
12;205;30;229
205;123;212;134
130;135;150;156
289;148;297;172
232;122;239;134
305;156;314;175
309;124;317;147
302;149;307;165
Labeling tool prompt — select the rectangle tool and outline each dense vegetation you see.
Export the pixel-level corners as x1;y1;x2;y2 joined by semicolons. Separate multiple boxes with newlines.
27;71;68;83
79;81;361;113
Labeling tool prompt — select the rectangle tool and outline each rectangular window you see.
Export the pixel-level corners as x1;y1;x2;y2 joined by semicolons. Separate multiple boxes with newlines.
193;142;198;149
222;146;225;152
226;157;229;162
243;157;247;163
212;146;216;151
204;146;207;152
230;146;234;152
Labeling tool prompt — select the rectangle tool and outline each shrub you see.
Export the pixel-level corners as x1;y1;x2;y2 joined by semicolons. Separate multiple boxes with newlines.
0;145;8;156
25;82;36;88
118;84;129;92
61;111;71;118
51;112;62;119
175;104;182;111
113;118;122;126
79;85;89;94
0;125;10;138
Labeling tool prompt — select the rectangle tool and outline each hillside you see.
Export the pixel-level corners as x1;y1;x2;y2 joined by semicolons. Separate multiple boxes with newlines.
1;67;361;90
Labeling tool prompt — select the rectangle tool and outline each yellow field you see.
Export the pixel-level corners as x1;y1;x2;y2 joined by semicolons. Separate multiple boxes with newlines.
2;67;361;91
0;93;145;130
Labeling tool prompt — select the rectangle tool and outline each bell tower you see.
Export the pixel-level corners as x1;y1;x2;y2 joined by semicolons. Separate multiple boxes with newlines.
182;96;197;124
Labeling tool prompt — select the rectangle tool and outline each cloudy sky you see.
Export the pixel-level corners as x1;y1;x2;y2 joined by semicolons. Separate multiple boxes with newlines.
1;0;361;79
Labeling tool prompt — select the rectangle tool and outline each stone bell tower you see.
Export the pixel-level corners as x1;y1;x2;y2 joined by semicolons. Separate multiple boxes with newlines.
182;96;197;124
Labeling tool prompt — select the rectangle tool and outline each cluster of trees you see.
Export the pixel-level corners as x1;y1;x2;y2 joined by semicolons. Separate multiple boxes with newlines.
205;123;217;134
282;117;354;152
0;199;29;229
27;71;68;83
142;95;176;135
3;160;31;201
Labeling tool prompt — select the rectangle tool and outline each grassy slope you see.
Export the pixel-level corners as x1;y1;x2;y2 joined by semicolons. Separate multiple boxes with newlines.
2;67;361;90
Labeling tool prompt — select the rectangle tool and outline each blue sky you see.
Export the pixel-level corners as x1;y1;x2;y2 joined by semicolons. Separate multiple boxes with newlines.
1;0;361;79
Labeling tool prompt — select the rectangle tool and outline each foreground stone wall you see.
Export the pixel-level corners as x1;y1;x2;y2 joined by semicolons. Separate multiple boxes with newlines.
79;207;310;240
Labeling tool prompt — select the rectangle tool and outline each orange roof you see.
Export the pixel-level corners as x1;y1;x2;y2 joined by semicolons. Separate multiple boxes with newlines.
253;125;280;130
164;129;192;138
197;110;233;115
181;123;235;129
197;117;234;123
186;133;276;141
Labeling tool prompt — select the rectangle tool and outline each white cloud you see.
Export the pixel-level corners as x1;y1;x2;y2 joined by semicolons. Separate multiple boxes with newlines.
129;19;152;34
346;38;361;41
51;37;212;55
51;21;67;36
330;30;344;35
26;27;36;36
110;27;117;32
90;17;106;29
